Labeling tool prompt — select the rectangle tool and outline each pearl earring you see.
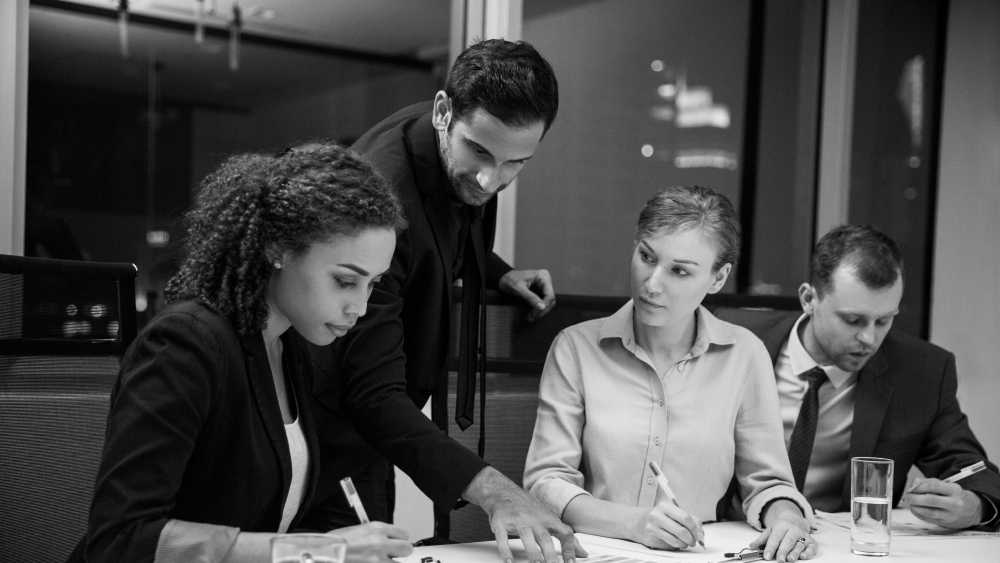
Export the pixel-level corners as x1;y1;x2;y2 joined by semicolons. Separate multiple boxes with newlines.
272;259;282;269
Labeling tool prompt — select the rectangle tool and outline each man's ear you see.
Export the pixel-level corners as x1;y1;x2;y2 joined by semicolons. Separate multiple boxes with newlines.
799;282;817;315
431;91;452;132
706;263;732;294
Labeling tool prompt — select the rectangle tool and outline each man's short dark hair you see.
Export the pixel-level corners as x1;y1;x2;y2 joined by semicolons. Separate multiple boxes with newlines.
811;225;904;298
445;38;559;134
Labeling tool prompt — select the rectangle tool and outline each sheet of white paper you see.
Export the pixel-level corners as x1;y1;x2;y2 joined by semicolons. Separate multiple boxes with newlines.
576;524;761;563
573;546;699;563
815;509;1000;539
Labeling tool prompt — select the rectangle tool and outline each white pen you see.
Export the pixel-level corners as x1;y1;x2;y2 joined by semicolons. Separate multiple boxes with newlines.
340;476;370;524
904;460;987;499
945;461;986;484
648;461;705;549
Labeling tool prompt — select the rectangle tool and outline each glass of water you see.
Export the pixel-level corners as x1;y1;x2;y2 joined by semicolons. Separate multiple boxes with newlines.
851;457;894;556
272;534;346;563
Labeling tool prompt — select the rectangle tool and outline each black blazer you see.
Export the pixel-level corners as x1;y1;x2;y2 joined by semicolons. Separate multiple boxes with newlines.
300;103;495;529
716;308;1000;526
348;101;512;406
76;301;321;562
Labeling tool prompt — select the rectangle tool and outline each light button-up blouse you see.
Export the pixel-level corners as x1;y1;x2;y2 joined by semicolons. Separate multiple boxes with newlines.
523;302;813;529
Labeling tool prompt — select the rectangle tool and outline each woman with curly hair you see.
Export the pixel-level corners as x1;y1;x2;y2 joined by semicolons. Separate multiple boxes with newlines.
73;142;412;563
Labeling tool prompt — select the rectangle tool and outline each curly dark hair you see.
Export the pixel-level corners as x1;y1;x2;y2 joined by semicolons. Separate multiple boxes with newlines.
164;141;407;335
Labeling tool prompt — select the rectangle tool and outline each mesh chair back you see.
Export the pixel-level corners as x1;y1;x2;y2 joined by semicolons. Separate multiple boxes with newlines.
0;255;137;563
436;290;801;542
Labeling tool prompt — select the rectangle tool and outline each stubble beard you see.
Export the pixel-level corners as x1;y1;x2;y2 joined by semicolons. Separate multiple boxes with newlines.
438;130;503;207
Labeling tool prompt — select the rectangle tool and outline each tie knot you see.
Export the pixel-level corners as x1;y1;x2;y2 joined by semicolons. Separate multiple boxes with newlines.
804;366;827;386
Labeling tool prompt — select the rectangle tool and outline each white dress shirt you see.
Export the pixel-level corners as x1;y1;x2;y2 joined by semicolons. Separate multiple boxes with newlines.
775;314;857;511
524;302;813;530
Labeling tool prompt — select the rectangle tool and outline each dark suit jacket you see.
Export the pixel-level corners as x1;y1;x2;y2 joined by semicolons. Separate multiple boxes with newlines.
76;301;321;562
716;308;1000;528
349;101;512;406
301;103;498;529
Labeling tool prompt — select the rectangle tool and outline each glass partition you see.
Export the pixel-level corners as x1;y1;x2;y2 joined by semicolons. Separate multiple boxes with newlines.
516;0;752;296
26;1;447;327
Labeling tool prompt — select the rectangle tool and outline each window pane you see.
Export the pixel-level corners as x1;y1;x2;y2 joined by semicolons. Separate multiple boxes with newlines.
517;0;750;296
848;0;946;337
26;3;447;327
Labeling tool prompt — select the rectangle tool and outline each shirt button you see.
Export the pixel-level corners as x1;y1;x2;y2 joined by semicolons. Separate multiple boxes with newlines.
678;362;685;372
647;477;654;485
658;399;664;406
654;437;661;445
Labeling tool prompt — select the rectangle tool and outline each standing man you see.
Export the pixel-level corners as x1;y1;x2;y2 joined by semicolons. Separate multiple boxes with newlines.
718;225;1000;530
302;39;581;563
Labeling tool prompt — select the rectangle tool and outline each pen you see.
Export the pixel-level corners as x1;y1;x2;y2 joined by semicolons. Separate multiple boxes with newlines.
944;461;986;484
648;461;705;549
904;460;986;499
340;476;370;524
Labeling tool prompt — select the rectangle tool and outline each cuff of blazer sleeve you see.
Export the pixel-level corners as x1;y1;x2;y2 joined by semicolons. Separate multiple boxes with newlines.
485;252;514;289
974;494;999;530
154;519;240;563
435;455;491;508
531;477;592;518
745;486;815;531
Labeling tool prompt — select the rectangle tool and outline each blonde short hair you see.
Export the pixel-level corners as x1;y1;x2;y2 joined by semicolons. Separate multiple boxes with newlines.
635;185;741;272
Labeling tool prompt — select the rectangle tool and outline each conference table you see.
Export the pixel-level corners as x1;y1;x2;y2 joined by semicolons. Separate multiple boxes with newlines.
400;510;997;563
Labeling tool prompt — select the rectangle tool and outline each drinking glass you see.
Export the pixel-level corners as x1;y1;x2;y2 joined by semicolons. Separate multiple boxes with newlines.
272;533;346;563
851;457;894;556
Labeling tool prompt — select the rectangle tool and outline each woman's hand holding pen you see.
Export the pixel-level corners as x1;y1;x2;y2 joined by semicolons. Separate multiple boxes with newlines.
330;522;413;563
630;502;705;550
751;500;815;562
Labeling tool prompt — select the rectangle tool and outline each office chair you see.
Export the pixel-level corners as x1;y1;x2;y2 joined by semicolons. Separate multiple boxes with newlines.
0;255;137;563
433;289;801;542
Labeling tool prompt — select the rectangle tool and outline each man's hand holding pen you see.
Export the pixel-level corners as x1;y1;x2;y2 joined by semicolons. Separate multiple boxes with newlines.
905;461;993;529
906;478;985;529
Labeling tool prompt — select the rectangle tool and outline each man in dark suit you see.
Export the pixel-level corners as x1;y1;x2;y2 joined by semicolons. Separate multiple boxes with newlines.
303;39;584;563
717;225;1000;530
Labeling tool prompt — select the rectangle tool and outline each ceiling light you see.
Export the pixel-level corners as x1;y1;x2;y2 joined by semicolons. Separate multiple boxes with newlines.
243;6;278;20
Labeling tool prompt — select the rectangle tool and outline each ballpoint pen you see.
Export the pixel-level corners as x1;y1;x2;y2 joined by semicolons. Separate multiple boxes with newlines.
648;461;705;549
905;460;986;498
340;476;370;524
944;461;986;484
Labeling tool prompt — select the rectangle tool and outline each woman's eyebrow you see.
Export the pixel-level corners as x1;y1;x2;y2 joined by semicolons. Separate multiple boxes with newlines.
337;263;370;276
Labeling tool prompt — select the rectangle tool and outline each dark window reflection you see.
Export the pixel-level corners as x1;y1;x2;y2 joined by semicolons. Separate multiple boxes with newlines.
25;4;443;328
518;0;751;296
848;0;947;337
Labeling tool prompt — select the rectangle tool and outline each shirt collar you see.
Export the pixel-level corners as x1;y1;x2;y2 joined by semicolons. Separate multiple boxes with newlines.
787;313;854;388
599;300;737;358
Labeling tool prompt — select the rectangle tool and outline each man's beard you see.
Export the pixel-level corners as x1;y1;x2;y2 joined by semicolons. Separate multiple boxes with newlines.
439;131;505;206
447;170;505;206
